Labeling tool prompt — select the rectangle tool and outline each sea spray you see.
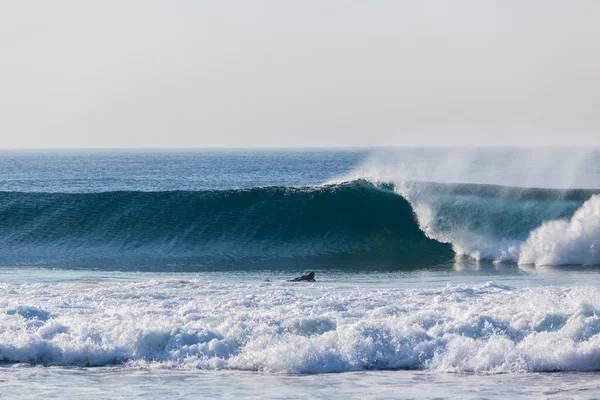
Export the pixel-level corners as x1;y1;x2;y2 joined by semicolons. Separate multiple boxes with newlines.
330;148;600;266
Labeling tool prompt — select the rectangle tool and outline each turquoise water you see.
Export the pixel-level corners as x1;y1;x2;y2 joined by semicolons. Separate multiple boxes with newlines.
1;147;600;399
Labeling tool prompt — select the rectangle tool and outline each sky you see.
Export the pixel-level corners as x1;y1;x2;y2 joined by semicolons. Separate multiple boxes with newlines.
1;1;599;148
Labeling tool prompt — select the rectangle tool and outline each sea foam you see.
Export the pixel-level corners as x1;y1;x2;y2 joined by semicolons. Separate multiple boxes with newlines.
2;280;600;373
519;195;600;265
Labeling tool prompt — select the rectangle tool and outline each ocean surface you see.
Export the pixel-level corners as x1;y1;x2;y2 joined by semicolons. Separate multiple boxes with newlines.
1;147;600;399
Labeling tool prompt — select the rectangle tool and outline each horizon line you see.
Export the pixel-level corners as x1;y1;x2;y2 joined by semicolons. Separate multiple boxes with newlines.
1;144;599;151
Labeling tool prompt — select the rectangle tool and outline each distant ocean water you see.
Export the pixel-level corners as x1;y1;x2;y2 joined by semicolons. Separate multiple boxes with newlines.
1;147;600;399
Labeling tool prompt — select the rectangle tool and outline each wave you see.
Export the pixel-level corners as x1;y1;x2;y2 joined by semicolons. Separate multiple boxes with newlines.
1;180;599;269
0;181;451;270
3;280;600;373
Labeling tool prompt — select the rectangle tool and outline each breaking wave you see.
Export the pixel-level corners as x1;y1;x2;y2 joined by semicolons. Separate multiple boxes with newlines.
0;179;599;269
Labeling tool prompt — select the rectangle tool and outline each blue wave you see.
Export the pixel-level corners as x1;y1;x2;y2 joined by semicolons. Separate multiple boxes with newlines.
1;180;598;270
0;181;451;269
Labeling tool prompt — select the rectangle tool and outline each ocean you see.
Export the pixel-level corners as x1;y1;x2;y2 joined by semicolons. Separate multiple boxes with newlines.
1;147;600;399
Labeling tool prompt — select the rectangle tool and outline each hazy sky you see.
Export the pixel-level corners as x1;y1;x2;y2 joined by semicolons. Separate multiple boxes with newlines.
1;1;599;148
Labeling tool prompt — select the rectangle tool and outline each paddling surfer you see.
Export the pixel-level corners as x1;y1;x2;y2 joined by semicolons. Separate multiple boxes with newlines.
287;271;316;282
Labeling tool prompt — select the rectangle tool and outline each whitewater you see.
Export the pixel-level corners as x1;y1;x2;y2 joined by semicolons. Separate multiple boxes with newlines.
4;277;600;373
1;148;600;399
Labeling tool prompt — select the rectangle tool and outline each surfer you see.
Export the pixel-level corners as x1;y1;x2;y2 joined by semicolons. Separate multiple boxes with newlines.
287;271;315;282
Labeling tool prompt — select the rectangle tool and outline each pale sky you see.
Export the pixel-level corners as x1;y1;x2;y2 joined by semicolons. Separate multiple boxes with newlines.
1;1;599;148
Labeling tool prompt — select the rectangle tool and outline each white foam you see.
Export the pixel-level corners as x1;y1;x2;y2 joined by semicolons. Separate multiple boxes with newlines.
2;280;600;373
518;195;600;266
434;195;600;266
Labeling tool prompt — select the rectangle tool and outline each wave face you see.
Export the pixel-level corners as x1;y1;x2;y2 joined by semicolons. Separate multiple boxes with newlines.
1;179;599;269
3;280;600;373
0;181;451;269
